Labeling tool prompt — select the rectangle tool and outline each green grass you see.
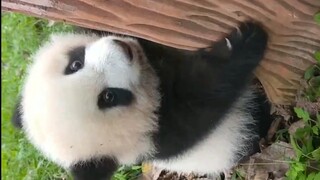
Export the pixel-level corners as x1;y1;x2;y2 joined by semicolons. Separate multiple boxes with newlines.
1;12;73;180
1;13;141;180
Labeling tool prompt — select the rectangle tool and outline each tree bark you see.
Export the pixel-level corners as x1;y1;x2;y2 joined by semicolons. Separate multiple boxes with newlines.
2;0;320;105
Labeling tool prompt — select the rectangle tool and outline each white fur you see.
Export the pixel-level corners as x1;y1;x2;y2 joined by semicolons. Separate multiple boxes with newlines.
21;33;160;168
152;93;257;175
85;37;140;89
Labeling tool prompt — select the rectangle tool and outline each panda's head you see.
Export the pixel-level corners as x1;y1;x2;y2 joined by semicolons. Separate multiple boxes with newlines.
13;33;160;178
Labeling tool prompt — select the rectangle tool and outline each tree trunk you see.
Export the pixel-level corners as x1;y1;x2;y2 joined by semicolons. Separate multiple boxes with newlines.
2;0;320;105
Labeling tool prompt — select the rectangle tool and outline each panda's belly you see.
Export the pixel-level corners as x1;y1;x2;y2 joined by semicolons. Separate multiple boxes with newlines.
152;108;255;174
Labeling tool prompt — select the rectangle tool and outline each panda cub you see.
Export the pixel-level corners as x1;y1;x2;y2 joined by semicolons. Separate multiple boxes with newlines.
12;22;270;179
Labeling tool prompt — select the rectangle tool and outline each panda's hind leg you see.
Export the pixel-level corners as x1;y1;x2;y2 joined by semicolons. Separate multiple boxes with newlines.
11;97;23;129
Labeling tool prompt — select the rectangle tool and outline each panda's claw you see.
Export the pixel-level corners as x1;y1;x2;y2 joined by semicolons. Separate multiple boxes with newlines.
225;38;232;51
235;26;242;37
227;22;257;49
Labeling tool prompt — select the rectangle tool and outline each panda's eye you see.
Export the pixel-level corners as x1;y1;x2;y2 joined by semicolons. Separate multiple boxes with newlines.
65;46;85;75
70;61;83;71
98;88;134;109
98;89;116;109
104;90;115;104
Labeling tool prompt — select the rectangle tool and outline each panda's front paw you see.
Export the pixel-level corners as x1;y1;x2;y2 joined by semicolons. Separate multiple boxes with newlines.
199;22;268;61
227;22;268;53
222;22;268;67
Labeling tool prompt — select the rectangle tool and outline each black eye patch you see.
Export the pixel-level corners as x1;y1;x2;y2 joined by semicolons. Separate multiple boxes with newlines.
64;46;85;75
98;88;134;109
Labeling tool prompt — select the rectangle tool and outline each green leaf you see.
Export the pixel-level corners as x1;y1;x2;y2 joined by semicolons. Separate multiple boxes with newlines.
130;166;141;170
315;12;320;25
305;87;317;102
308;76;320;89
231;173;238;180
304;66;316;80
290;135;303;159
312;126;319;135
317;113;320;123
294;107;310;122
315;172;320;180
315;51;320;63
306;138;314;152
311;148;320;161
302;145;308;155
303;66;315;80
286;169;298;179
307;173;316;180
293;162;305;172
295;127;308;138
297;172;307;180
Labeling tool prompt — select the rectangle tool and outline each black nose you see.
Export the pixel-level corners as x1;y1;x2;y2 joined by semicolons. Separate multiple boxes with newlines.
113;39;133;61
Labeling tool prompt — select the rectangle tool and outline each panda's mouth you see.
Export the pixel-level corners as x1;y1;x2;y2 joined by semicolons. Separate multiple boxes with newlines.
113;39;133;61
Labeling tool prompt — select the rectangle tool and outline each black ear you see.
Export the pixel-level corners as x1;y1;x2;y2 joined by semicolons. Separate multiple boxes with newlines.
71;157;118;180
11;96;23;129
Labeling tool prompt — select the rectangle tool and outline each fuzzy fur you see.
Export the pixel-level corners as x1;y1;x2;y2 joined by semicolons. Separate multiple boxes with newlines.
21;34;159;168
152;92;259;174
12;22;271;179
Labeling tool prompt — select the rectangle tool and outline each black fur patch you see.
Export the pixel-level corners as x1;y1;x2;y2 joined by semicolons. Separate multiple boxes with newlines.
11;97;23;129
237;88;272;163
138;22;269;159
71;157;118;180
97;88;134;109
64;46;86;75
252;88;272;139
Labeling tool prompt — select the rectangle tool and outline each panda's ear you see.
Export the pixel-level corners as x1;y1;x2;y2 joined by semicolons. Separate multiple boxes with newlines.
11;96;23;129
71;157;118;180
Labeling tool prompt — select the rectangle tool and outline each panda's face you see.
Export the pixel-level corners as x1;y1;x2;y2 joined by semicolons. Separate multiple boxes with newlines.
21;34;159;168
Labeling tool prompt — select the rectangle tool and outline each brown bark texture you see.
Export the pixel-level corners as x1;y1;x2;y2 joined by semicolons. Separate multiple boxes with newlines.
2;0;320;105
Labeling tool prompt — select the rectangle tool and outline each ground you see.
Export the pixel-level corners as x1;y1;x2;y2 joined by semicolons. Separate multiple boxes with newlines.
1;12;319;180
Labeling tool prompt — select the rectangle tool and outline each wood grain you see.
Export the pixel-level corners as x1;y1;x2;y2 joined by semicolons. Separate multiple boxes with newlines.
2;0;320;105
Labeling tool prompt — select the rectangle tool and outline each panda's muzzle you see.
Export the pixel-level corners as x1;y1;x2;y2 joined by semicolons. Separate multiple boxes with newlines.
113;39;133;61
